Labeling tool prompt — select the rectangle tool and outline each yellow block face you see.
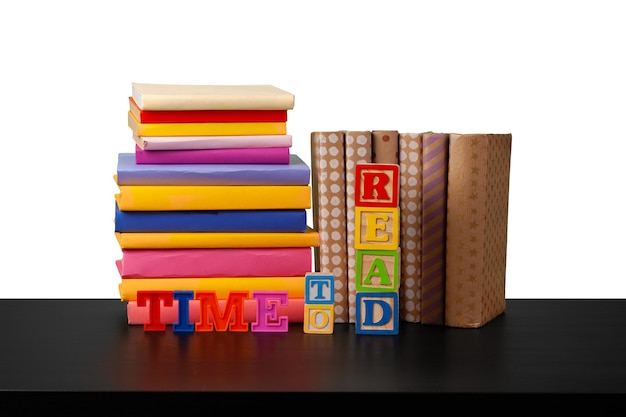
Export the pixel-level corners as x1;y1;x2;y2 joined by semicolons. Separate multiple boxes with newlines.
303;304;334;334
355;207;399;250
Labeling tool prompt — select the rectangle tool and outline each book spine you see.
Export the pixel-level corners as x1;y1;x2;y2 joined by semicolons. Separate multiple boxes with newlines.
115;229;320;249
114;185;312;211
127;298;305;324
133;85;295;111
116;153;310;186
372;130;400;164
117;247;313;278
134;146;291;165
310;131;349;323
114;205;307;233
118;277;307;301
129;97;288;123
344;131;372;323
128;111;287;136
398;133;424;323
445;133;512;328
134;134;293;151
420;133;449;325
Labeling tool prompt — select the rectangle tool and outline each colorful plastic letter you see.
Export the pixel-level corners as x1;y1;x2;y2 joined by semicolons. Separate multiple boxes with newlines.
195;291;249;332
136;290;174;331
251;291;289;332
173;290;195;333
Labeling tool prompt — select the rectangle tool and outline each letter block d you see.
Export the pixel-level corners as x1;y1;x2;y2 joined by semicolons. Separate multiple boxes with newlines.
355;292;399;335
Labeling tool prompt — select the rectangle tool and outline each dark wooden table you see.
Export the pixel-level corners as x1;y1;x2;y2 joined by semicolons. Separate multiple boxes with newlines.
1;299;625;395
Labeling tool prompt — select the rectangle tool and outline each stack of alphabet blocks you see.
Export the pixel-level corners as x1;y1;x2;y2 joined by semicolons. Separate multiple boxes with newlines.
353;163;401;335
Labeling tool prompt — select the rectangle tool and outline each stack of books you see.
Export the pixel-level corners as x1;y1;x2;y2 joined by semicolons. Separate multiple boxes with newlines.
114;83;320;331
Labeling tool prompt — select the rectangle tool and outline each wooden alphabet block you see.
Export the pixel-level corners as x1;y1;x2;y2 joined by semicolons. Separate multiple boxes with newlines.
354;206;399;250
305;272;334;304
355;163;399;207
355;292;399;335
304;304;334;334
355;249;399;293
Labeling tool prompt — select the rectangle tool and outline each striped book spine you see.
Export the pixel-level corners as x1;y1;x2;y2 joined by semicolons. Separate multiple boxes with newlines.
420;132;449;325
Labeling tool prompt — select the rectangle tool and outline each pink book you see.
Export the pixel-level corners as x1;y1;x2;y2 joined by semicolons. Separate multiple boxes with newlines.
116;247;313;278
127;298;305;324
134;134;292;151
135;145;291;164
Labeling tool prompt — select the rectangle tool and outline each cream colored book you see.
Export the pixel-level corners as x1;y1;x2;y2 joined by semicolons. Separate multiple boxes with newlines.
132;83;295;111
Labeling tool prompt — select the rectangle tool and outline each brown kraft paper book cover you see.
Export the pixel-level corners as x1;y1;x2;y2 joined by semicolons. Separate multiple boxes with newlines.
310;131;349;323
445;133;512;328
398;133;424;323
344;130;372;323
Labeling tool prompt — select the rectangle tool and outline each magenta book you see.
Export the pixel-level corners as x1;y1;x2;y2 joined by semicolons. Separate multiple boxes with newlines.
135;145;291;164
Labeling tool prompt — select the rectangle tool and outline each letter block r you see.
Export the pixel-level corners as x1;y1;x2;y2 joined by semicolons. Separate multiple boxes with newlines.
355;163;399;207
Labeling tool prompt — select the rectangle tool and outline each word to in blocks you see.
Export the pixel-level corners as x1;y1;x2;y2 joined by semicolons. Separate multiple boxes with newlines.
304;272;334;334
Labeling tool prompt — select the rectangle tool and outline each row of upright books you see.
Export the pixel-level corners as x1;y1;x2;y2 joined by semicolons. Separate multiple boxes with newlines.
311;130;512;328
114;83;320;331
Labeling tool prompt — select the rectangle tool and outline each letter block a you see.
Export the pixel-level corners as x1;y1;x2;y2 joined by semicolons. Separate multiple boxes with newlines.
355;163;399;207
355;292;399;335
355;249;399;293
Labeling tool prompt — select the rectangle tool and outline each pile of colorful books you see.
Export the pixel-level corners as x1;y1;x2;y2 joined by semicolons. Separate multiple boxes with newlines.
114;83;319;331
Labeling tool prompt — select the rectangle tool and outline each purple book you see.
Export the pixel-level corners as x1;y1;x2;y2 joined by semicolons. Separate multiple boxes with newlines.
117;152;310;185
135;145;290;164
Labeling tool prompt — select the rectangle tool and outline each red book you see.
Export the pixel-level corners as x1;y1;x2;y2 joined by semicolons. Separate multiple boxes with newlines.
129;97;288;123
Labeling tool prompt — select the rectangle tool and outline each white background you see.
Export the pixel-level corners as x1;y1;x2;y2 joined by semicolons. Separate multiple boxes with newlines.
1;1;624;299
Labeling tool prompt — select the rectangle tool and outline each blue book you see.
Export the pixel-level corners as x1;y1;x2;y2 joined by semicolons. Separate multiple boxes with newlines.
116;153;311;185
114;203;308;232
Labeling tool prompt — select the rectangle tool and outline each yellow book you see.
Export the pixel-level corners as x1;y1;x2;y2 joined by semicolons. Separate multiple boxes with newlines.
128;111;286;137
115;228;320;249
114;180;311;211
119;277;306;301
